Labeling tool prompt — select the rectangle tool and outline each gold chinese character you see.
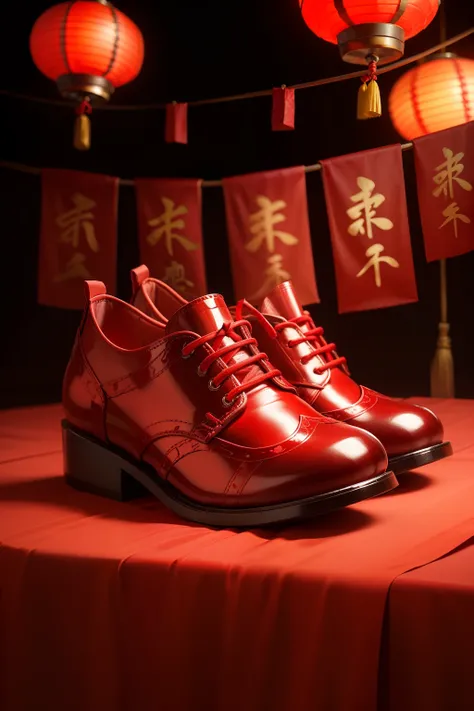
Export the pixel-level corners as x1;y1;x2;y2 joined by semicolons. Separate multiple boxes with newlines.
432;148;473;199
347;177;394;239
56;193;99;253
54;252;92;282
162;261;194;294
248;254;292;301
246;196;299;253
146;197;198;256
439;201;471;238
356;243;399;288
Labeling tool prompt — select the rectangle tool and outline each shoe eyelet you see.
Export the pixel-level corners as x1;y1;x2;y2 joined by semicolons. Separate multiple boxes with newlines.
197;365;207;377
208;379;221;391
181;348;194;360
222;394;235;408
287;341;294;348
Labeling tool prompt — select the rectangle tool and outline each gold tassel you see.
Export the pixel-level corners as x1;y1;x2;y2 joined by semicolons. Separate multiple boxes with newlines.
430;322;454;397
430;259;454;398
357;80;382;120
74;113;91;151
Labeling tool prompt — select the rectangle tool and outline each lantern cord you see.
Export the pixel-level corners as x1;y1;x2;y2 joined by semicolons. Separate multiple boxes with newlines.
1;27;472;111
439;0;447;49
0;141;414;188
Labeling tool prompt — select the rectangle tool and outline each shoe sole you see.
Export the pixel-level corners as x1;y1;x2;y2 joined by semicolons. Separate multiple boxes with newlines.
62;421;398;528
388;441;453;475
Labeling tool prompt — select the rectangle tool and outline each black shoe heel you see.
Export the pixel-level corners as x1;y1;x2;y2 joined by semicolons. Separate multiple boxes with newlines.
62;422;147;501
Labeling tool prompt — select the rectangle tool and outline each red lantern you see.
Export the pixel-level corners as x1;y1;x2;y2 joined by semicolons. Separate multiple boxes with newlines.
299;0;439;65
389;53;474;140
30;0;144;149
299;0;439;121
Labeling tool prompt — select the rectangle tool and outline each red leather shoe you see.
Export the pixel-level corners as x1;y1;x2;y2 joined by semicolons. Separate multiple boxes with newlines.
62;277;397;528
130;268;450;476
237;281;452;475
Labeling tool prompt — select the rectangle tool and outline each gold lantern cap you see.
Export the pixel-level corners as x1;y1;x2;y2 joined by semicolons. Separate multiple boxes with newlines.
337;23;405;65
57;74;115;103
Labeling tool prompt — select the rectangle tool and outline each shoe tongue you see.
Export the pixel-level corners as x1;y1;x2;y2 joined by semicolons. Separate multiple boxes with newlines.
166;294;233;337
166;294;264;386
261;281;345;374
260;281;311;328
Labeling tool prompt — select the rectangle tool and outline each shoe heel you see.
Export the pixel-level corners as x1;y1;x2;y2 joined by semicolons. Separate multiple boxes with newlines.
62;422;147;502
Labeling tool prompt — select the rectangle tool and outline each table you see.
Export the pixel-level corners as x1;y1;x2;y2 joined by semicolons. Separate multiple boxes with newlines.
1;398;473;711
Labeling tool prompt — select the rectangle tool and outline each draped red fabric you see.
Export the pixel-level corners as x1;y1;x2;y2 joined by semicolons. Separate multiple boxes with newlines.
1;399;474;711
387;533;474;711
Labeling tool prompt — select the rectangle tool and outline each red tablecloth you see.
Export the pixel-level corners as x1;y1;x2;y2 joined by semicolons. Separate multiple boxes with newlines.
0;398;473;711
386;539;474;711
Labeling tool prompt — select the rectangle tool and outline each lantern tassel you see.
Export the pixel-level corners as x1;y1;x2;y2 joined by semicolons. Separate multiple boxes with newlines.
430;259;454;398
357;58;381;120
74;98;92;151
430;322;454;397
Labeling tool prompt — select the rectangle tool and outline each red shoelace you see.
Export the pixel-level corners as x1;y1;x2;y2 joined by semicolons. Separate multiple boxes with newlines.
181;319;281;406
235;300;346;376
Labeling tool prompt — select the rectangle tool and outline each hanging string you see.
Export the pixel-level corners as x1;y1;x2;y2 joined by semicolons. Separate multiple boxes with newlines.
0;142;414;188
75;98;92;116
0;28;472;111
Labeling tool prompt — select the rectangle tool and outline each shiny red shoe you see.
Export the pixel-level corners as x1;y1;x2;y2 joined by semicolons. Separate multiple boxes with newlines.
62;278;397;528
130;268;450;476
238;281;452;475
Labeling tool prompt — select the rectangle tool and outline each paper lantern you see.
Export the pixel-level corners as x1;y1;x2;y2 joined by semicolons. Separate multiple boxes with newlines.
30;0;144;149
299;0;439;65
299;0;439;121
389;53;474;140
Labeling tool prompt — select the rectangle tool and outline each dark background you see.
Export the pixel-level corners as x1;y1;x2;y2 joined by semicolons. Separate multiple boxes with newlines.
0;0;473;408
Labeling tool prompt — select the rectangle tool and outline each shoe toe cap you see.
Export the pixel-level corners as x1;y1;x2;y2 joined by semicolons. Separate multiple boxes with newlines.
241;420;388;503
383;404;444;456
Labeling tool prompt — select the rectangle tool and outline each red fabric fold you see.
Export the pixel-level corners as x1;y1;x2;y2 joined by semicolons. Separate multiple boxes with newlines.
1;398;473;711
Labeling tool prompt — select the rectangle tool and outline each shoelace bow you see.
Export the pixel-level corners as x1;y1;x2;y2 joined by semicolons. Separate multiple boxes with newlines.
235;300;346;375
181;319;280;406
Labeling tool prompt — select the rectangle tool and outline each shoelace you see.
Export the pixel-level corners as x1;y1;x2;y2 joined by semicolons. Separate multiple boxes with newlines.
276;315;346;374
181;319;281;407
235;300;346;376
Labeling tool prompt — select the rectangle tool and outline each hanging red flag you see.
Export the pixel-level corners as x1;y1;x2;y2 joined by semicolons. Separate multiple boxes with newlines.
223;166;319;304
413;121;474;262
135;178;207;299
272;87;295;131
321;144;418;313
165;102;188;144
38;169;118;309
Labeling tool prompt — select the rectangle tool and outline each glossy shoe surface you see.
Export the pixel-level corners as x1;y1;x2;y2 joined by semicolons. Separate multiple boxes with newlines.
130;267;451;473
62;273;396;528
233;281;453;474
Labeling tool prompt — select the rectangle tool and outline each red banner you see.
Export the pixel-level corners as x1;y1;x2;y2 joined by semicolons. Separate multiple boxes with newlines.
321;145;418;313
38;169;118;309
223;166;319;304
272;87;295;131
135;178;207;299
165;103;188;144
414;121;474;262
